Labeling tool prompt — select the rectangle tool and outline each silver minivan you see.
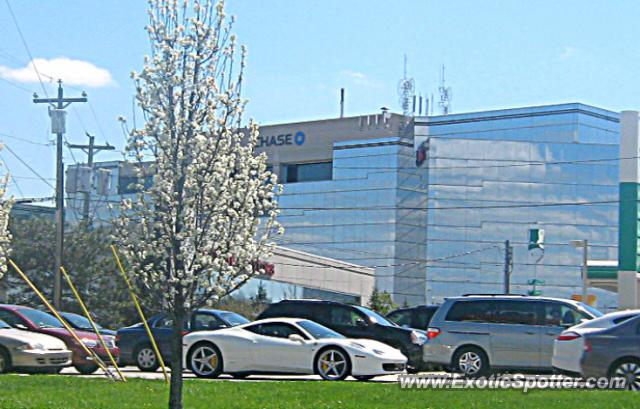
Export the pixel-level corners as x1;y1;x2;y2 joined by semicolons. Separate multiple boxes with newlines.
423;295;602;376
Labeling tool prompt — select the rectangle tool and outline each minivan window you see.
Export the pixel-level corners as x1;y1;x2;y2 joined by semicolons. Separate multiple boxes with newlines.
445;301;493;322
491;301;539;325
541;303;589;327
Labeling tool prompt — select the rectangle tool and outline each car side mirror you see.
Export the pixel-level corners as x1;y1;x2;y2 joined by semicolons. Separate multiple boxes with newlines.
15;324;28;330
356;318;368;327
560;321;574;329
288;334;305;343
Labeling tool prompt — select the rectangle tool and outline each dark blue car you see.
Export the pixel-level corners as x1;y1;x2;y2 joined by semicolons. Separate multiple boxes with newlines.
116;309;249;371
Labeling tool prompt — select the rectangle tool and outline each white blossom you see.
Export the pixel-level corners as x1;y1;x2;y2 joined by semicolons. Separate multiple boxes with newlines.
113;0;282;314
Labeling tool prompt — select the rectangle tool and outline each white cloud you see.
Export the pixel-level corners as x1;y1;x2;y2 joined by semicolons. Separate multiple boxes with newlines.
340;70;381;88
0;57;114;88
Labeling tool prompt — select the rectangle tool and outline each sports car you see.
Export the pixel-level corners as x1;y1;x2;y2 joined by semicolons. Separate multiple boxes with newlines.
183;318;407;380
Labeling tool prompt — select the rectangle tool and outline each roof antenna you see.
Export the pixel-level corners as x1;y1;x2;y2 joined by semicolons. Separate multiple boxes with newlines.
438;65;452;115
340;88;345;118
397;54;415;118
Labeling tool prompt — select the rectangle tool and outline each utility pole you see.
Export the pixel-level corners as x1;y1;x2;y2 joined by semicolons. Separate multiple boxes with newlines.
33;80;87;310
68;133;114;224
503;240;513;294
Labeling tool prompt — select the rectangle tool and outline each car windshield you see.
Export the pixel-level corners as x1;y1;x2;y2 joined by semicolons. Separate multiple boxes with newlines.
62;312;103;330
354;306;396;326
218;311;250;326
298;320;345;339
578;303;604;318
18;308;64;329
0;319;10;329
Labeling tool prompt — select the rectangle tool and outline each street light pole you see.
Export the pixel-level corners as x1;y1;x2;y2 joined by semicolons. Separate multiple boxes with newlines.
581;240;588;302
570;239;589;303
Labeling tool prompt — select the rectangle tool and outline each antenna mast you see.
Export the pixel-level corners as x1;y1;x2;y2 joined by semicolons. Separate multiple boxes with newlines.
397;54;415;118
438;65;452;115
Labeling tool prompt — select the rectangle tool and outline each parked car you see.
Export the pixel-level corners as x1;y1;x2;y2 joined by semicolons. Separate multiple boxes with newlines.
60;312;116;337
184;317;407;380
423;295;602;376
117;309;250;371
257;299;427;372
0;318;72;374
0;305;119;374
387;305;439;330
553;309;640;377
580;314;640;390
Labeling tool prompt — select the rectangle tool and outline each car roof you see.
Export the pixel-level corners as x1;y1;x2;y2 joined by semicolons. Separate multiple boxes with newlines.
242;317;304;326
446;295;585;305
0;304;32;311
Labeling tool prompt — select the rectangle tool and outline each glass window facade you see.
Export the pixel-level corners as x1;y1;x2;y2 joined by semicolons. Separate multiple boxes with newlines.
415;103;619;308
284;161;333;183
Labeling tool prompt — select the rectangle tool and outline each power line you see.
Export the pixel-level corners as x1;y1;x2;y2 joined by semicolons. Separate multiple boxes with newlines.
0;132;54;147
3;144;54;188
333;154;632;172
4;0;50;98
0;153;24;196
276;199;619;212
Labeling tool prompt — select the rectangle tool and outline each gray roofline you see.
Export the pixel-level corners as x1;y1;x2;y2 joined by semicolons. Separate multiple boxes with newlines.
418;103;619;126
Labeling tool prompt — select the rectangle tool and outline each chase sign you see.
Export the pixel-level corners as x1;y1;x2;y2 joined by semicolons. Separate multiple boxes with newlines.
257;131;306;148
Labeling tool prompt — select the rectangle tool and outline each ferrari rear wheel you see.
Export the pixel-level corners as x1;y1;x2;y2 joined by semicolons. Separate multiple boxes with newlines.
189;342;223;379
316;347;351;381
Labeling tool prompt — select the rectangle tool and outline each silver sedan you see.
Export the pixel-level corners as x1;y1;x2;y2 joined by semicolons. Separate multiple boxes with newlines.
0;318;72;373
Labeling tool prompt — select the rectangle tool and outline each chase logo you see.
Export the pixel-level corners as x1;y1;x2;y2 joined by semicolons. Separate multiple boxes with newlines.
257;130;306;148
294;131;305;145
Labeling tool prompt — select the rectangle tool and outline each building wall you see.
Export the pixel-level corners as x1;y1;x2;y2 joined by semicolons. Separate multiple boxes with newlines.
415;103;619;306
66;103;622;308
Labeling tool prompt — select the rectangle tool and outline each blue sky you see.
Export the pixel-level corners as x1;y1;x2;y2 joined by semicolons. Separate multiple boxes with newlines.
1;0;639;200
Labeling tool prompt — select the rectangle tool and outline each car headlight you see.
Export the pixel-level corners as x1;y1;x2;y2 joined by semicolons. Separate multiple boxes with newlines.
17;342;45;351
81;338;98;348
372;349;386;356
410;331;427;346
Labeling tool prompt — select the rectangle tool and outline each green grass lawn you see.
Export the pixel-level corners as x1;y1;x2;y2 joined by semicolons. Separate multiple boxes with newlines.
0;375;636;409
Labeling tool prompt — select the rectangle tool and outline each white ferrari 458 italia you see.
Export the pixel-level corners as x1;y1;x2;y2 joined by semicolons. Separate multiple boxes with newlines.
183;317;407;380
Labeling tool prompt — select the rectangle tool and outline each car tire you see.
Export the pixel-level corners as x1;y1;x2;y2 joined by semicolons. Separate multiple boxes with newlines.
315;347;351;381
135;345;160;372
75;364;99;375
452;346;489;378
0;347;12;374
353;375;376;381
188;342;223;379
608;358;640;391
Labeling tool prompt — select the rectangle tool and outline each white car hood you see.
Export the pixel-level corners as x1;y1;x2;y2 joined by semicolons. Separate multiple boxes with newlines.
0;328;67;349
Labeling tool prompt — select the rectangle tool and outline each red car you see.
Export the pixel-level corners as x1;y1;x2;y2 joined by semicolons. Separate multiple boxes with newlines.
0;305;119;374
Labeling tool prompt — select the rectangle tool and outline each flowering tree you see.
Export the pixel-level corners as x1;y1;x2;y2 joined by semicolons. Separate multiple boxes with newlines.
113;1;281;407
0;163;12;284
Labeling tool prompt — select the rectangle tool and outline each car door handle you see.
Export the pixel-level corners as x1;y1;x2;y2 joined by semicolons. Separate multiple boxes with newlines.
525;331;536;335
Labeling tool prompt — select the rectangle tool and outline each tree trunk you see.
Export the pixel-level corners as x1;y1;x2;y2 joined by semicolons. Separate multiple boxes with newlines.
168;312;186;409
